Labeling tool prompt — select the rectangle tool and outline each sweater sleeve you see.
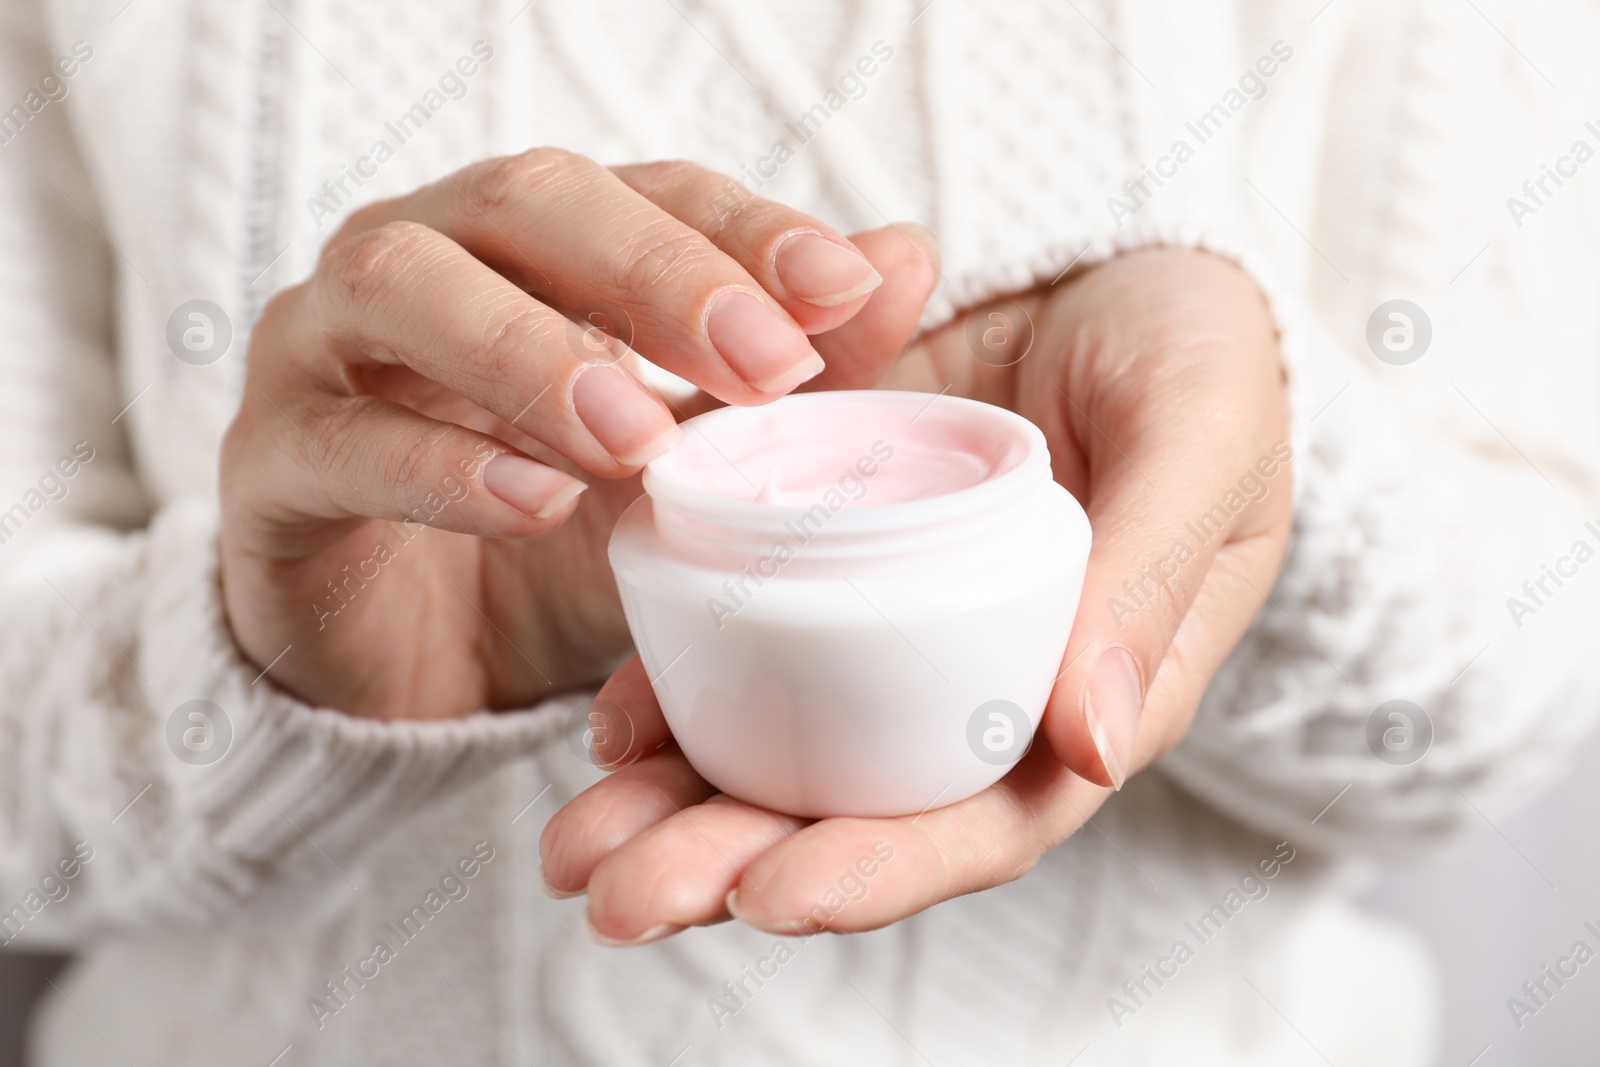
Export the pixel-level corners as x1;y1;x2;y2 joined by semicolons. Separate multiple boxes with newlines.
914;0;1600;859
0;4;567;949
1128;2;1600;857
1158;263;1600;859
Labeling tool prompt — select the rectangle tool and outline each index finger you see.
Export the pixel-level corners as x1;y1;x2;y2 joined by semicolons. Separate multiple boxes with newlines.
611;160;882;335
349;149;848;406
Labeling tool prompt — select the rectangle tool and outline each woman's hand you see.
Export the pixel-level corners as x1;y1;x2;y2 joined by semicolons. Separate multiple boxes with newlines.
540;247;1293;941
219;150;937;719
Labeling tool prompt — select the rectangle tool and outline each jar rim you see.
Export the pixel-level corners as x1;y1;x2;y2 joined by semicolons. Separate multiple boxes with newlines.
642;390;1051;536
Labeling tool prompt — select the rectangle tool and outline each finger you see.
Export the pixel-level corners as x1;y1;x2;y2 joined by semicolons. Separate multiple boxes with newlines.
1042;427;1289;790
1035;266;1289;789
803;223;940;391
638;222;941;422
585;796;809;943
1156;532;1296;718
238;335;587;540
725;745;1107;935
587;656;674;769
310;221;680;476
354;149;826;405
538;746;716;897
612;160;882;334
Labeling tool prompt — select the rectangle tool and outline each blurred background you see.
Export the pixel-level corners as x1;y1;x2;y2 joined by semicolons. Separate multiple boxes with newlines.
4;726;1596;1067
1361;722;1600;1067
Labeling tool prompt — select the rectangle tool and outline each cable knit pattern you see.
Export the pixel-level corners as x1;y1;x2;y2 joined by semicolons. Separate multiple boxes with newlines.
5;0;1600;1064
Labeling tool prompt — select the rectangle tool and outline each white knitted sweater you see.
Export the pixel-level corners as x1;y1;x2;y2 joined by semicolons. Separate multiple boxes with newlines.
4;1;1599;1064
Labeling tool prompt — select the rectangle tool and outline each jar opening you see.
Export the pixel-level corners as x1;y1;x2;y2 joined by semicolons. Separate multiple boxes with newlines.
643;391;1048;549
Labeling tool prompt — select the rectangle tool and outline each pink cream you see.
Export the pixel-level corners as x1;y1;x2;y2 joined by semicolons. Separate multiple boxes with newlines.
652;392;1025;510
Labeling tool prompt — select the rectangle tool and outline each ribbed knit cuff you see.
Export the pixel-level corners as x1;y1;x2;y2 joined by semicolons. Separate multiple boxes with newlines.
129;498;570;925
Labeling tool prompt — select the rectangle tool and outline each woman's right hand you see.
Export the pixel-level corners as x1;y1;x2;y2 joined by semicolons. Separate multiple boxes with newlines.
218;149;938;719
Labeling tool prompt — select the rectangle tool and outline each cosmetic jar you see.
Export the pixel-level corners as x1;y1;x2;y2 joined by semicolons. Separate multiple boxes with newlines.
607;390;1090;818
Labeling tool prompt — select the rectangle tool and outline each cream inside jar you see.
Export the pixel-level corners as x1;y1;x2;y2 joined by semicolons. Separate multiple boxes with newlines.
609;390;1090;818
657;395;1015;507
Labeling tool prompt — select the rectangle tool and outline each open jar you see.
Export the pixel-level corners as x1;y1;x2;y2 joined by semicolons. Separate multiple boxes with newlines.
608;390;1090;817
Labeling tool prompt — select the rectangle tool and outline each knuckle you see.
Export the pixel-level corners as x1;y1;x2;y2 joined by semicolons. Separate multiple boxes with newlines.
309;395;371;476
708;189;762;236
466;147;589;213
630;158;709;197
630;160;762;235
383;423;452;500
319;220;434;312
478;307;558;411
611;225;716;295
649;157;706;182
313;397;453;506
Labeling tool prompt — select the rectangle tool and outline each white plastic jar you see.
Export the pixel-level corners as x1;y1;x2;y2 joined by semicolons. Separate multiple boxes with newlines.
608;390;1090;818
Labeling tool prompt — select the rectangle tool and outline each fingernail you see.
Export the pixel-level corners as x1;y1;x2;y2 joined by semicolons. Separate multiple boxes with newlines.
1085;647;1143;791
572;364;682;466
725;888;813;935
707;290;824;394
540;868;584;900
774;233;882;307
582;912;682;948
482;454;588;519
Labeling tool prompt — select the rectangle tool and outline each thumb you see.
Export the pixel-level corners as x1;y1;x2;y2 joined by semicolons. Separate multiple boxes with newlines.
1041;432;1283;789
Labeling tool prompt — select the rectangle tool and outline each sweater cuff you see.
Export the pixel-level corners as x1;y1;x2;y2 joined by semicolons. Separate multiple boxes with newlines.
130;498;570;923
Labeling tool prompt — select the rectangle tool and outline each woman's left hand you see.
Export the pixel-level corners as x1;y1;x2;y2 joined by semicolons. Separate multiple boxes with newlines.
541;247;1293;942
